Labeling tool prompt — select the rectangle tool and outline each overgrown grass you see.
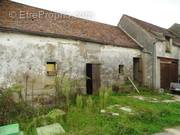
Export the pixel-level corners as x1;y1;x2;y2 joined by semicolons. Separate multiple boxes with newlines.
62;92;180;135
1;84;180;135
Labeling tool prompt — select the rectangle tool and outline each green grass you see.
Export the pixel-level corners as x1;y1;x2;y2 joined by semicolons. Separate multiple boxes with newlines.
62;93;180;135
2;88;180;135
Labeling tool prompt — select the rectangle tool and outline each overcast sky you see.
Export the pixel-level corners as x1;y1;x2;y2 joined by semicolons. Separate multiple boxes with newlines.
12;0;180;28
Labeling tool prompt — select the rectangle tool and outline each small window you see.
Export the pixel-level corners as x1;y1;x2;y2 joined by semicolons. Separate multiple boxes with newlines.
119;65;124;74
165;36;170;41
165;36;172;53
46;62;57;76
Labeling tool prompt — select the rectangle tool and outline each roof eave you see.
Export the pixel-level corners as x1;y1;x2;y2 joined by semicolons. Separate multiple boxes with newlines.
0;26;140;49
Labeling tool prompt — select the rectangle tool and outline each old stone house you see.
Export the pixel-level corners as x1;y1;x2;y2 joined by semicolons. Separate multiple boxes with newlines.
0;0;179;95
0;0;141;95
119;15;180;89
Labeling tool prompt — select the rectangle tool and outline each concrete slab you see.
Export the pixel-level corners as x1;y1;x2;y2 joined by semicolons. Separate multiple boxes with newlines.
131;95;180;103
36;123;65;135
120;107;132;113
154;127;180;135
154;132;171;135
0;123;19;135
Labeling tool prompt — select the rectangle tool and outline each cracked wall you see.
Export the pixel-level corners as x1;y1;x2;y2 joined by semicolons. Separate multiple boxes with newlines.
0;31;140;93
155;41;180;88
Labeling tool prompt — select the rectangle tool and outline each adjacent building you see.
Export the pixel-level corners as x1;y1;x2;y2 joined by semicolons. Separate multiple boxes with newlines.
119;15;180;89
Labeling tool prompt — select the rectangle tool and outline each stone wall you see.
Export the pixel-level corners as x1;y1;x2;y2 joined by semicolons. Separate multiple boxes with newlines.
0;31;140;94
155;41;180;88
118;16;156;87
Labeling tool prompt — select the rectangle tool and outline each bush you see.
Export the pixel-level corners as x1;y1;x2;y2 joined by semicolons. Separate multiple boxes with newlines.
0;87;35;125
0;89;16;125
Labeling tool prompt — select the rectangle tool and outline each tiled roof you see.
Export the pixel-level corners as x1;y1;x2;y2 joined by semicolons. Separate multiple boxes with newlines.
124;15;166;34
0;0;140;49
124;15;180;46
169;23;180;38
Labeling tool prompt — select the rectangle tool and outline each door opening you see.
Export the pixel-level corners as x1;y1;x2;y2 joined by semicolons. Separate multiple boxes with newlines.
133;58;142;84
86;63;101;94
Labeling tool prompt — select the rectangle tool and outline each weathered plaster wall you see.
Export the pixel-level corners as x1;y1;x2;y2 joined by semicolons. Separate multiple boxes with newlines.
118;16;155;52
0;31;140;93
119;16;180;89
156;42;179;59
100;45;140;85
119;16;156;88
141;52;153;87
155;41;180;88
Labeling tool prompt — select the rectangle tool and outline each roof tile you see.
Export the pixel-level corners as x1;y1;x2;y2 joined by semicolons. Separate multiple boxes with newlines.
0;1;140;49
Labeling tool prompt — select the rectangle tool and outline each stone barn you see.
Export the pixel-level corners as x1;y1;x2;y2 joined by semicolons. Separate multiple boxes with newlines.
119;15;180;89
1;0;180;96
0;0;141;95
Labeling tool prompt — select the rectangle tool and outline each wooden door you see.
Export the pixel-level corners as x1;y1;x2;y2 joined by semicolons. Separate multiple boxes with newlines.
133;58;142;84
160;58;178;89
92;64;101;94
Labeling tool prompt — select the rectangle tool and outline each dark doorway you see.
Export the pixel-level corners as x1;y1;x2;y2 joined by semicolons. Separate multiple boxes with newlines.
86;63;101;94
160;58;178;89
133;58;142;84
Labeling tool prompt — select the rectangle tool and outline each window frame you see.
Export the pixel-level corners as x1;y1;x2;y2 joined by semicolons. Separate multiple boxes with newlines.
46;62;57;76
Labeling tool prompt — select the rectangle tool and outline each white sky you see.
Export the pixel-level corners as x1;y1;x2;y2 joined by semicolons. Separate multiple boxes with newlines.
12;0;180;28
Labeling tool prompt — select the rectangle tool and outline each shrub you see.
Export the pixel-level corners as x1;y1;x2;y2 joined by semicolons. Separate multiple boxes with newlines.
7;83;24;101
0;89;16;125
0;86;35;125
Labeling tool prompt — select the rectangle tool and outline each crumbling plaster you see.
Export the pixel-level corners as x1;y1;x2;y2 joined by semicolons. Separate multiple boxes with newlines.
0;31;140;93
155;41;180;88
119;16;155;87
